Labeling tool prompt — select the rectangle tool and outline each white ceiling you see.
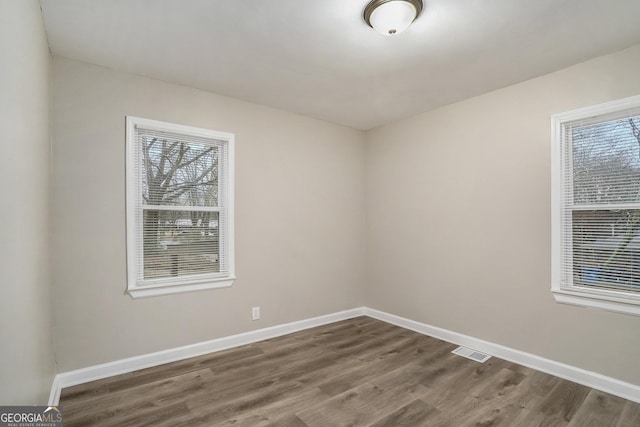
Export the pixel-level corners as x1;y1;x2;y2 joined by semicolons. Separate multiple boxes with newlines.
39;0;640;130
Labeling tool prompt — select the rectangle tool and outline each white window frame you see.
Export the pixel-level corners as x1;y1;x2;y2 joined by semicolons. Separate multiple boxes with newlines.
126;116;235;298
551;95;640;316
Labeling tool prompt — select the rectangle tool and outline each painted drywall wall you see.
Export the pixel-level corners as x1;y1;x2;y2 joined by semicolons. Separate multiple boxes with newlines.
365;44;640;385
51;57;366;372
0;0;54;404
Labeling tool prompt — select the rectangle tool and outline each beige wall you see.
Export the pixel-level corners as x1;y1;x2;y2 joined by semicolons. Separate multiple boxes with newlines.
51;57;366;372
0;0;55;404
365;44;640;385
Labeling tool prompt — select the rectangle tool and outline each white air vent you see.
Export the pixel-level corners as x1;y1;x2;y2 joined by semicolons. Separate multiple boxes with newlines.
452;346;491;363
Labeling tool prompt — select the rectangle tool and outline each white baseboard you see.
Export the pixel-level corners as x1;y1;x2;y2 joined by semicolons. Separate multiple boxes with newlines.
363;307;640;404
48;307;366;405
49;306;640;406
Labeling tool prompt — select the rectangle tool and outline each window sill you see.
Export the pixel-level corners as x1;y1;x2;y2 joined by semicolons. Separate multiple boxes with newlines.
127;277;235;299
552;288;640;317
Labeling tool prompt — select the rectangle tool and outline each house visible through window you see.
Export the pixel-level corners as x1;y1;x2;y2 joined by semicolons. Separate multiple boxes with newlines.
126;117;235;298
552;96;640;316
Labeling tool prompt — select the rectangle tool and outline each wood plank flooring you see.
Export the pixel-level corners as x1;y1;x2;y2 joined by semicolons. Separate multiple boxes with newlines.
59;317;640;426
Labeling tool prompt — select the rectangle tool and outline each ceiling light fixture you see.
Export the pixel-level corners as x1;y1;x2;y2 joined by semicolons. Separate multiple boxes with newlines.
363;0;423;36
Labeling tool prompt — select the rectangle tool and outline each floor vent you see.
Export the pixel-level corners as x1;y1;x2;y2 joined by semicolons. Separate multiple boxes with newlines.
452;346;491;363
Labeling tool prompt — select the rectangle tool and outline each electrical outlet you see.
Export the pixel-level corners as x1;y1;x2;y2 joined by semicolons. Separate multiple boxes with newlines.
252;306;260;321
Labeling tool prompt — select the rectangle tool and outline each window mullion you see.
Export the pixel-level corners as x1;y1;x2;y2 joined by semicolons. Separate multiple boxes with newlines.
143;205;221;212
572;203;640;210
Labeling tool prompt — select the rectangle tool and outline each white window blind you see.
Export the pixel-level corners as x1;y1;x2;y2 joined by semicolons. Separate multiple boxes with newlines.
126;117;235;298
552;96;640;316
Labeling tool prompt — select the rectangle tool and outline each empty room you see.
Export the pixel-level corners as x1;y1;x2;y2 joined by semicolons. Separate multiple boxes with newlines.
3;0;640;425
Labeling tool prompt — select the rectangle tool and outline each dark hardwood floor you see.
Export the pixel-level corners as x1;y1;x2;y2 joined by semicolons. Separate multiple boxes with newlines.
59;317;640;426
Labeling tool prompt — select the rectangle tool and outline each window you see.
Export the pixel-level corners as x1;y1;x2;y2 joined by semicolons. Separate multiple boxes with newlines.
552;95;640;316
126;117;235;298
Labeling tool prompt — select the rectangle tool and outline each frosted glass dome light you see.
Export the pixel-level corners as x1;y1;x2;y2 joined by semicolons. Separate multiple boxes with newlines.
364;0;423;36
